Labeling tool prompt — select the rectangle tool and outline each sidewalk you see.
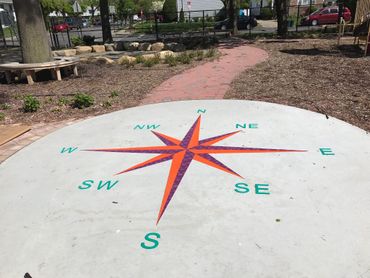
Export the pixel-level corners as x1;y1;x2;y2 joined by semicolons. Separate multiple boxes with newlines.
0;40;268;163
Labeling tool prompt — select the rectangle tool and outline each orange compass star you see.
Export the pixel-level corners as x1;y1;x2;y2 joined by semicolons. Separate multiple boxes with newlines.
87;116;305;224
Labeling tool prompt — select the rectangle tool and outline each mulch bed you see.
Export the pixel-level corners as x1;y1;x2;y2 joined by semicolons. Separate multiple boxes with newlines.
0;62;198;124
225;37;370;131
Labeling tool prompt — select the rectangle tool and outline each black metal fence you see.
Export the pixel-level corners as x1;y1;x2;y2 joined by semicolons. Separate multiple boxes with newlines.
0;4;347;49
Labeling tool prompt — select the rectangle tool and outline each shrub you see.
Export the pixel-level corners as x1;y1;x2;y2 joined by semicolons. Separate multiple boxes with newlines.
71;36;84;46
120;58;135;68
164;54;177;66
83;35;95;46
260;7;274;20
110;91;119;98
162;0;178;22
0;103;11;110
195;50;204;61
58;97;70;106
177;52;191;64
179;8;185;22
205;48;217;58
23;95;40;113
0;112;4;121
102;100;112;108
136;55;145;63
72;93;94;109
143;58;157;67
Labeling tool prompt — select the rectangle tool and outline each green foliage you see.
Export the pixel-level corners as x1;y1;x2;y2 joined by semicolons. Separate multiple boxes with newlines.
72;93;94;109
71;36;84;46
206;48;217;58
179;8;185;22
143;56;160;67
164;54;177;66
109;91;119;98
162;0;177;22
116;0;138;19
176;52;191;64
0;112;4;121
23;95;40;113
195;50;204;61
40;0;73;15
260;7;274;20
83;35;95;46
58;97;70;106
0;103;11;110
136;55;145;63
102;100;112;107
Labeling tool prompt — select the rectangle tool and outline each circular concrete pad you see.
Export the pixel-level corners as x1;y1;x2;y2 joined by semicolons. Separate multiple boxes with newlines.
0;100;369;277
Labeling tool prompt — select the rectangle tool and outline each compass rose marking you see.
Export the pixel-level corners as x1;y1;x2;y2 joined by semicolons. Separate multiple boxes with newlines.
86;116;306;224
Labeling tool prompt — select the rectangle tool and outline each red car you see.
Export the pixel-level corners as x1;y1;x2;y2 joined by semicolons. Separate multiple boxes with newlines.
52;22;69;32
301;6;351;26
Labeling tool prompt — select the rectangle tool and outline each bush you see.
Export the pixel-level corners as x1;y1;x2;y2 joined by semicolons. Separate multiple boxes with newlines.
58;97;70;106
179;9;185;22
143;57;160;67
110;91;119;98
23;95;40;113
72;93;94;109
136;55;145;63
260;7;274;20
164;54;177;66
163;0;178;22
177;52;191;64
83;35;95;46
205;48;217;58
71;36;84;46
195;50;204;60
0;112;4;121
0;103;11;110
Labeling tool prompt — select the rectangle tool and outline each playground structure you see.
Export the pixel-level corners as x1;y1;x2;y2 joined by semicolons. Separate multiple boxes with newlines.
338;0;370;56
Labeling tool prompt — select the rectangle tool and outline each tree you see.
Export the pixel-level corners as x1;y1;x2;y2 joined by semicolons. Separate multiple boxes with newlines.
162;0;177;22
275;0;288;37
81;0;99;18
100;0;112;42
221;0;238;34
14;0;53;63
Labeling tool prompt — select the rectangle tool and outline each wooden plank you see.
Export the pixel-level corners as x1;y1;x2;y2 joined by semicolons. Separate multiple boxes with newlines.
0;125;31;146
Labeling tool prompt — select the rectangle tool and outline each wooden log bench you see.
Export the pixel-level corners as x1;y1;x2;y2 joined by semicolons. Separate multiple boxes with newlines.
0;57;80;85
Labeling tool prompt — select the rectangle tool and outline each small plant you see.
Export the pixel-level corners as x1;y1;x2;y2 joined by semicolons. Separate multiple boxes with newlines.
58;97;70;106
82;35;95;46
0;112;4;121
143;58;156;67
120;58;135;68
23;95;40;113
102;100;112;108
0;103;11;110
188;51;197;59
110;91;119;98
153;53;161;64
206;48;217;58
72;93;94;109
71;36;84;46
136;55;145;63
177;52;191;64
164;54;177;66
195;50;204;61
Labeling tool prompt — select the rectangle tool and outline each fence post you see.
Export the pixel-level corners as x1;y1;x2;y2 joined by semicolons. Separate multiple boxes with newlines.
296;4;300;32
0;23;7;48
202;10;205;36
155;11;159;41
249;8;252;38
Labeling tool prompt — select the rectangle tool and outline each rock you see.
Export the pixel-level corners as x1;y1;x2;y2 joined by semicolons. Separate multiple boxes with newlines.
141;54;156;60
151;42;164;52
75;46;92;55
158;50;175;59
127;42;140;51
79;57;89;62
138;42;152;51
165;42;186;52
117;55;137;65
88;56;115;65
92;45;106;53
53;49;77;57
105;43;115;52
115;41;125;51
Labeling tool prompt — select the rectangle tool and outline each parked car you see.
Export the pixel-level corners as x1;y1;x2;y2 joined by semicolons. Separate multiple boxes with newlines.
52;22;69;32
65;17;83;29
301;6;351;26
214;16;258;30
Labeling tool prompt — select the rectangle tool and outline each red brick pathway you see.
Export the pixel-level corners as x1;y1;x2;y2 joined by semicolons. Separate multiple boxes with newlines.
0;42;268;163
141;41;268;104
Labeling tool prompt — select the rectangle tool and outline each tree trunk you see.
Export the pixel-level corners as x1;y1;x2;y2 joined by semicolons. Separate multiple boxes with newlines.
13;0;52;63
276;0;288;37
228;0;238;35
99;0;112;43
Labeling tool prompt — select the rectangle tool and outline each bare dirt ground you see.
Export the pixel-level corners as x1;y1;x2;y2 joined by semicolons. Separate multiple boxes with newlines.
225;37;370;131
0;61;200;124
